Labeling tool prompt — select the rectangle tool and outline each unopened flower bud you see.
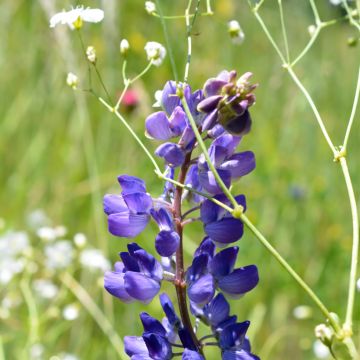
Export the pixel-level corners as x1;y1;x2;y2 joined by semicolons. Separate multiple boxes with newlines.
120;39;130;55
145;1;156;14
315;324;333;347
86;46;96;63
228;20;245;45
308;25;317;37
66;72;78;89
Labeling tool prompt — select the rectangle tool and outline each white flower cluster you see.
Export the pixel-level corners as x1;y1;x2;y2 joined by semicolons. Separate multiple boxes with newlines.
144;41;166;66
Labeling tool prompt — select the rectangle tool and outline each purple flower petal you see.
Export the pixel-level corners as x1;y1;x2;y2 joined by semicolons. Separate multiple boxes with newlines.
220;321;250;350
209;247;239;278
182;349;205;360
155;142;185;167
123;193;153;214
162;80;180;115
220;110;252;136
104;270;134;303
155;230;180;256
150;208;174;231
222;350;260;360
103;194;128;215
212;134;241;158
188;274;215;305
203;293;230;327
169;106;187;135
132;249;163;281
124;271;160;303
202;109;218;131
197;95;222;113
198;169;231;195
205;218;244;244
140;312;167;336
203;77;228;97
218;266;259;296
108;212;150;238
194;237;216;258
124;336;148;356
118;175;146;194
220;151;256;178
143;333;172;360
145;111;173;140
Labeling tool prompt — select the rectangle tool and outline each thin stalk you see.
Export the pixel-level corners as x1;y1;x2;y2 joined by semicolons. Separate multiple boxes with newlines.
184;0;193;83
309;0;321;25
155;0;178;81
342;0;360;32
131;61;154;83
340;157;359;334
60;272;126;359
278;0;290;63
286;67;337;156
180;97;239;210
98;97;161;173
0;336;4;360
205;0;213;14
343;65;360;151
152;12;213;20
240;214;342;334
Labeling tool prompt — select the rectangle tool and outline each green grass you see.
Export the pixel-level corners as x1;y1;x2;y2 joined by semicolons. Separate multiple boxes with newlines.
0;0;359;359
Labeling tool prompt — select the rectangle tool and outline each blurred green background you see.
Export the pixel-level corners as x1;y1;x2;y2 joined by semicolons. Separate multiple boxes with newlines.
0;0;359;359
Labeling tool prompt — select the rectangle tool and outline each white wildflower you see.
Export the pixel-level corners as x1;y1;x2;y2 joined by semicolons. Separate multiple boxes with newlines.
144;41;166;66
86;46;97;63
293;305;312;320
120;39;130;55
49;6;104;30
228;20;245;45
74;233;87;248
66;73;78;89
329;0;342;5
62;304;79;321
0;231;29;256
26;209;50;229
44;240;74;269
153;90;163;107
30;343;44;359
33;279;59;299
37;226;57;242
313;340;330;359
145;1;156;14
80;248;110;272
54;225;67;238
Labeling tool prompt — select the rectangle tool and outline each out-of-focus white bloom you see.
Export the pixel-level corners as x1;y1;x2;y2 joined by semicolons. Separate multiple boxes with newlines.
62;304;79;321
49;6;104;30
54;225;67;238
37;226;57;242
80;249;110;272
153;90;163;107
313;340;330;359
308;25;317;37
30;343;44;359
86;46;97;63
74;233;87;248
0;258;26;284
2;295;21;309
329;0;342;5
33;279;59;299
144;42;166;66
27;209;50;229
356;278;360;292
228;20;245;45
45;240;74;269
66;73;78;89
0;231;29;256
145;1;156;14
293;305;312;320
120;39;130;55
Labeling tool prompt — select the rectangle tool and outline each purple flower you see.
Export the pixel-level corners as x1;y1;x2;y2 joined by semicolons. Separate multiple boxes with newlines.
182;349;205;360
104;175;153;238
150;208;180;256
104;243;163;303
197;70;257;135
155;142;186;168
200;194;246;245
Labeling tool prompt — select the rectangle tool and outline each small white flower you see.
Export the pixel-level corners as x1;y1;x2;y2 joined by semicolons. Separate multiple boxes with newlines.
49;6;104;30
27;209;50;229
80;249;110;272
44;240;74;269
62;304;79;321
37;226;57;242
308;25;317;37
228;20;245;45
153;90;163;107
54;225;67;238
329;0;342;5
313;340;330;359
74;233;87;248
30;343;44;359
144;41;166;66
33;279;59;299
86;46;97;63
66;73;78;89
293;305;312;320
145;1;156;14
120;39;130;55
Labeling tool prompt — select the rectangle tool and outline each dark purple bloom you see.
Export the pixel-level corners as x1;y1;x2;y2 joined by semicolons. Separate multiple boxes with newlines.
151;208;180;256
155;142;186;167
104;243;162;304
104;175;153;238
200;194;246;245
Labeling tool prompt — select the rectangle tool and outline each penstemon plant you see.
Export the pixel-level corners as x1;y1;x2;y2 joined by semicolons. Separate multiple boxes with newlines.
49;1;360;359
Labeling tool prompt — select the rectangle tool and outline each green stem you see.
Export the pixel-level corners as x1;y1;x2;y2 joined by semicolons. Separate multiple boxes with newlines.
206;0;213;14
184;0;193;83
339;157;359;334
278;0;290;63
0;336;4;360
343;65;360;151
152;11;213;19
60;272;126;359
180;96;239;210
240;214;342;334
98;97;161;173
342;0;360;32
309;0;321;25
286;66;337;156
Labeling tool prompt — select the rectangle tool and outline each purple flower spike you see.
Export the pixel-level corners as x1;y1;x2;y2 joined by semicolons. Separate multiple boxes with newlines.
104;175;153;238
155;142;185;167
104;243;162;304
